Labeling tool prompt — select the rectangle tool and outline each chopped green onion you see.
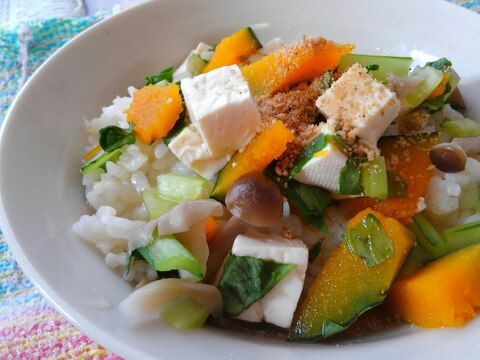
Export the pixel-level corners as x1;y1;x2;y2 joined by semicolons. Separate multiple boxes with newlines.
361;156;388;200
141;173;213;220
80;148;122;174
141;188;179;219
157;173;214;202
442;220;480;252
412;214;448;258
402;66;444;109
187;53;208;76
412;215;480;260
161;296;211;331
441;118;480;138
338;54;413;83
138;234;204;278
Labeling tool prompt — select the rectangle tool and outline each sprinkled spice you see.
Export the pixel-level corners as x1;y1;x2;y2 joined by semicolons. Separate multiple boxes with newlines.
256;79;323;175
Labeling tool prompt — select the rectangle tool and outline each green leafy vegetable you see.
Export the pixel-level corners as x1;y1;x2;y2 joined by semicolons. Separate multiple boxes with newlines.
424;67;460;111
125;249;142;276
322;321;348;338
266;166;333;232
138;234;204;278
80;148;122;174
343;213;394;267
423;81;452;110
99;123;136;152
218;254;296;316
288;133;328;179
365;64;380;72
163;112;187;145
308;240;322;263
82;123;136;175
328;134;349;151
387;170;408;198
338;162;362;195
426;57;452;71
145;66;174;85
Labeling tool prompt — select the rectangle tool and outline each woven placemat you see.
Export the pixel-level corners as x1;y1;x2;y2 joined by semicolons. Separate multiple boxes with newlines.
0;14;123;360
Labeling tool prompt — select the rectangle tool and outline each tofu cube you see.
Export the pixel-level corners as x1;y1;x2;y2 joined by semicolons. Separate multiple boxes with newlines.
294;142;348;192
168;126;229;179
181;65;261;157
231;230;308;328
316;63;400;146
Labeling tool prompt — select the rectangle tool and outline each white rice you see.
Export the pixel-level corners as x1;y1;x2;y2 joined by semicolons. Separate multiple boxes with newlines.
425;157;480;229
74;89;188;283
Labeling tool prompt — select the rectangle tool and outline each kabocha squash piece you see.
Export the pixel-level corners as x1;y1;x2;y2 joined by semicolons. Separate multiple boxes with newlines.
387;244;480;328
380;133;440;198
126;83;183;144
211;121;294;202
241;37;354;95
203;27;262;73
290;208;414;341
341;133;440;223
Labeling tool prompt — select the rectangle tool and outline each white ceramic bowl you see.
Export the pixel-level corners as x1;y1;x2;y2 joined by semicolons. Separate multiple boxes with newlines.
1;0;479;359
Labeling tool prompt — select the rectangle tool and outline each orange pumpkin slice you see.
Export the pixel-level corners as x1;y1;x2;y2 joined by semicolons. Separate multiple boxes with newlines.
126;83;183;144
241;37;354;95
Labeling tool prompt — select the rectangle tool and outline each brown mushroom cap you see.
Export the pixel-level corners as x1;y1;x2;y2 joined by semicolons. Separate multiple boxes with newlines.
429;143;467;173
225;172;283;227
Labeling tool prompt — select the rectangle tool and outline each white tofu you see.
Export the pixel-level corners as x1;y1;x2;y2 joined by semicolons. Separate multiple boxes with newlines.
316;63;400;146
181;65;261;157
231;229;308;328
168;126;229;180
294;142;348;192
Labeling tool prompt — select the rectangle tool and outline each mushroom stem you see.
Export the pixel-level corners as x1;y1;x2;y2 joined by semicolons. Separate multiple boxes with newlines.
205;216;247;283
